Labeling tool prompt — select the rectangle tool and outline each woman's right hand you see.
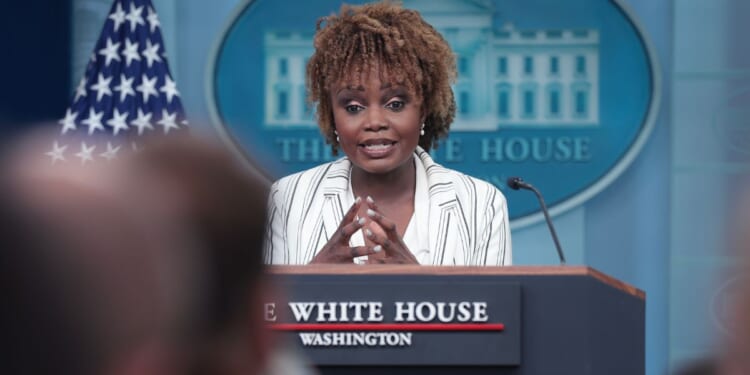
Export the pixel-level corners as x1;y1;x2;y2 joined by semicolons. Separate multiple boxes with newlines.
309;197;381;264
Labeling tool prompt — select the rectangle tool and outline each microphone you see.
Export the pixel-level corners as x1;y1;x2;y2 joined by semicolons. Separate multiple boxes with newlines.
506;177;566;265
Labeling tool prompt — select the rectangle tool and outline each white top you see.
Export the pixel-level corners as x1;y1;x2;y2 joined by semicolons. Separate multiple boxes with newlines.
348;155;432;264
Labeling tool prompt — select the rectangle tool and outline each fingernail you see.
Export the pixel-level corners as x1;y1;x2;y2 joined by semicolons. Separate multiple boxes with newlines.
355;196;362;204
366;196;374;204
373;245;382;252
367;209;376;218
357;217;366;225
365;228;373;238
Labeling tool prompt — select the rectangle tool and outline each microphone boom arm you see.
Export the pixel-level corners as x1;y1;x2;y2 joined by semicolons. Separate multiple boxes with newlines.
525;184;566;265
507;177;567;265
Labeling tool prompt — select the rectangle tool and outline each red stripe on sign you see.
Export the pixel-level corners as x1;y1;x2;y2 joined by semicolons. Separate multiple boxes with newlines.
270;323;505;331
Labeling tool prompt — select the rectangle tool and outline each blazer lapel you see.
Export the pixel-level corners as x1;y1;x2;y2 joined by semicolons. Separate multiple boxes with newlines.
416;148;465;265
298;157;352;263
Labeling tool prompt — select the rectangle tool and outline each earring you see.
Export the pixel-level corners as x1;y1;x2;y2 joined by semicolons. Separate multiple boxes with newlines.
334;130;340;143
420;123;425;136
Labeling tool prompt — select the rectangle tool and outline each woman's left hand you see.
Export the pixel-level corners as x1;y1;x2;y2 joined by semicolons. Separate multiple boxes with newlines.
363;199;419;265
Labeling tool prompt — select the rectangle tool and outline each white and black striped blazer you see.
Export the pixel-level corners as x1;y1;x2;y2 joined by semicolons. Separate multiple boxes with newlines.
263;147;512;265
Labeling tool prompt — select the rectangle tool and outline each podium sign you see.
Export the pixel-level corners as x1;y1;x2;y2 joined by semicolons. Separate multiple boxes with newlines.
267;277;521;365
269;266;645;375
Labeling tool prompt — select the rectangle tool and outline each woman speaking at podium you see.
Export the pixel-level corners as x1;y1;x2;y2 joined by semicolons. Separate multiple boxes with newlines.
264;1;511;265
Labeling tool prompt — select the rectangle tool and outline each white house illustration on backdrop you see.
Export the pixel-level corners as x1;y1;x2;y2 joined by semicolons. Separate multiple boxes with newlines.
263;0;599;130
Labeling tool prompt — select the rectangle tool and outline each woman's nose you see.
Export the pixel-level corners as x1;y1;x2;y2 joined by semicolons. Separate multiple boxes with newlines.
365;107;388;131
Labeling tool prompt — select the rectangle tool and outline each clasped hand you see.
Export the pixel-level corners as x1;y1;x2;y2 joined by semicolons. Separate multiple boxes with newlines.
309;196;419;265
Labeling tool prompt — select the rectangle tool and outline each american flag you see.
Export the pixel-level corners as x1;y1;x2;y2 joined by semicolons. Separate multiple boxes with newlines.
47;0;186;165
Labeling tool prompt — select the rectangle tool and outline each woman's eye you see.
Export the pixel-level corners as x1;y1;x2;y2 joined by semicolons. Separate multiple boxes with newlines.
386;100;405;111
345;104;364;113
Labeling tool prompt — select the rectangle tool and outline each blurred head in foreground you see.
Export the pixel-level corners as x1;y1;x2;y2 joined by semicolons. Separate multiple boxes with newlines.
0;131;273;375
126;135;275;375
717;190;750;375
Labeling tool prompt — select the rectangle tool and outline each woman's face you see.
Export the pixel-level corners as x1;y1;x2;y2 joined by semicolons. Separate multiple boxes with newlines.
331;68;424;176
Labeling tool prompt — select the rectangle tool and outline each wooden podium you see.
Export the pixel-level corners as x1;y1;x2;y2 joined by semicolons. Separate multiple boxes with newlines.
268;266;645;375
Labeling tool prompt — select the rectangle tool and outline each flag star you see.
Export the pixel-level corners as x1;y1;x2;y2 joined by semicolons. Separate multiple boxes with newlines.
160;75;180;103
100;142;121;161
136;74;158;103
142;40;162;68
45;141;68;164
106;108;130;135
81;108;105;135
122;39;141;67
147;7;160;33
131;108;154;135
108;2;126;32
181;119;189;126
74;77;87;101
114;74;135;102
90;73;113;102
125;3;145;32
98;38;121;67
157;110;179;134
59;108;78;134
75;142;96;164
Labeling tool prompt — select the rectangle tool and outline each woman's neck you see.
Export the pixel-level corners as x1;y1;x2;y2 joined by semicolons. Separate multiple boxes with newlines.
350;158;416;201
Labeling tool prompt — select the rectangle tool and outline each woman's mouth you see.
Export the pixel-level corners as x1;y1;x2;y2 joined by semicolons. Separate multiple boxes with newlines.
359;140;397;158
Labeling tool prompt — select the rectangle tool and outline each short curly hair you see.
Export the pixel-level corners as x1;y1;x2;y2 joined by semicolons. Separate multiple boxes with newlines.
306;1;457;155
